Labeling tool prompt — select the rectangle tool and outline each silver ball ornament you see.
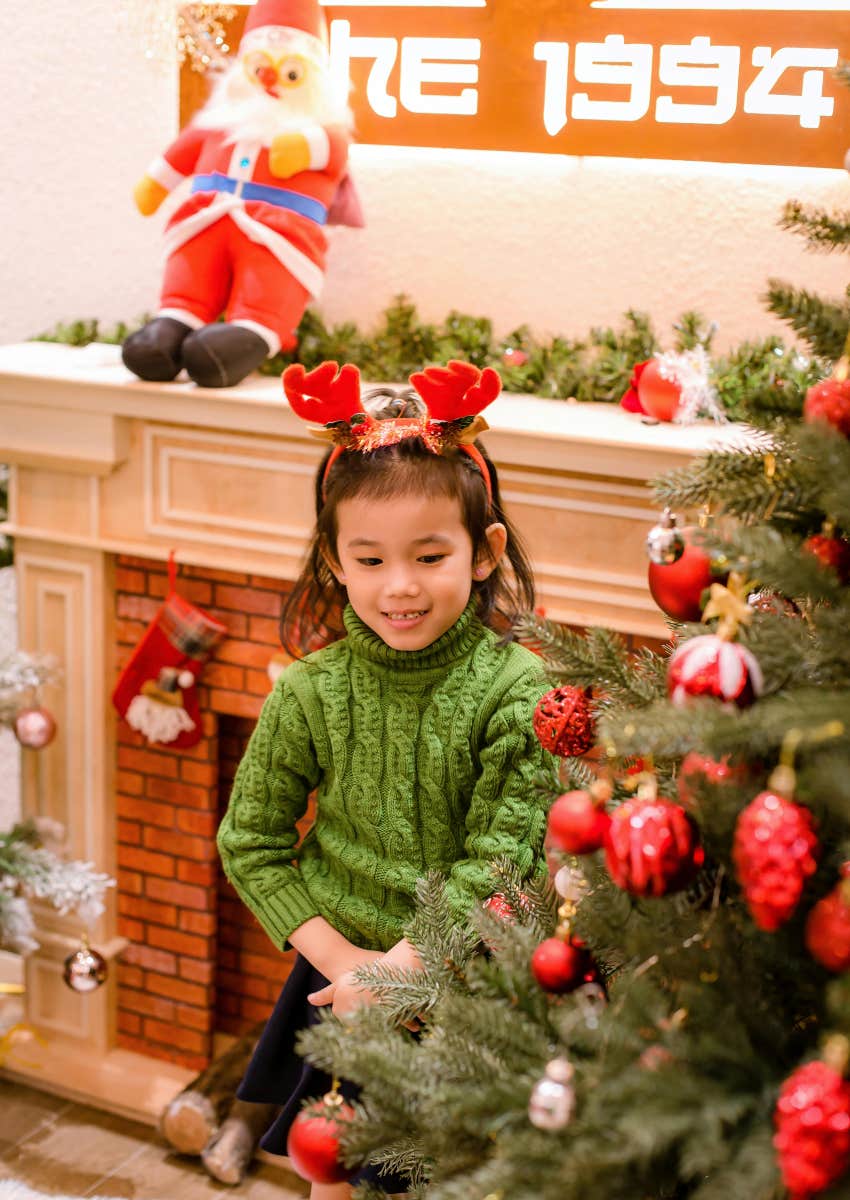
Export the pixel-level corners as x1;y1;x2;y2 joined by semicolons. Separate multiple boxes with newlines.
646;508;685;565
14;706;57;749
63;936;107;993
528;1058;576;1131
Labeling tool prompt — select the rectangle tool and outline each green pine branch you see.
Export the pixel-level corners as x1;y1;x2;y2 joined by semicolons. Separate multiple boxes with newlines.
764;279;850;360
780;199;850;253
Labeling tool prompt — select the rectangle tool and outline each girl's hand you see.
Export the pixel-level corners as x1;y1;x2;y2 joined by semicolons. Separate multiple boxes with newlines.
308;968;374;1019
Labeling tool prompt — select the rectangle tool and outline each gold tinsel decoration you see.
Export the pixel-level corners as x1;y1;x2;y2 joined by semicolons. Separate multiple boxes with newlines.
177;4;237;73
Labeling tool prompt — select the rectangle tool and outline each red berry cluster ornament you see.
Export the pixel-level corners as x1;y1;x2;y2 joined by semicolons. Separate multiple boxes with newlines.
803;530;850;584
533;686;595;757
806;871;850;973
287;1092;356;1185
804;374;850;439
774;1052;850;1200
547;781;612;854
604;790;704;898
733;777;819;932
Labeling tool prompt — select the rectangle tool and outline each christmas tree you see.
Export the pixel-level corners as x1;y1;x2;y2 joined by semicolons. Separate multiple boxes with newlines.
294;191;850;1197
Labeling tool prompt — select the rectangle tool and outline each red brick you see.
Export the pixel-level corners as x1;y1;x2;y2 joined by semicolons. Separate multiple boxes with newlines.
117;845;176;878
148;573;213;606
143;826;215;863
241;952;291;982
117;963;145;989
200;711;218;737
146;876;210;910
178;910;216;937
148;925;212;959
117;868;144;896
190;566;249;584
203;662;245;691
240;997;275;1022
117;915;145;941
121;943;178;974
115;566;147;593
117;820;142;846
146;777;213;808
206;609;248;638
117;1010;143;1036
179;957;216;985
179;759;219;787
121;987;177;1021
244;669;272;697
214;585;281;617
212;639;274;669
217;992;240;1016
177;1004;215;1032
146;972;211;1007
218;970;270;1001
249;574;287;592
119;893;178;926
175;810;218;838
117;795;176;829
118;553;159;570
118;746;180;780
176;860;219;888
143;1018;206;1055
117;772;145;798
218;947;238;970
117;722;143;746
116;618;147;646
117;594;160;623
247;616;281;644
210;689;263;719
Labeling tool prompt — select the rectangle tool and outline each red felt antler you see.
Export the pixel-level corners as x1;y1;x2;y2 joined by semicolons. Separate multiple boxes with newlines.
409;360;501;422
282;361;363;425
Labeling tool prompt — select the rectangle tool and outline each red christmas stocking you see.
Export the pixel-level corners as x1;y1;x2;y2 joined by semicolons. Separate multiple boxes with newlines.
112;553;226;749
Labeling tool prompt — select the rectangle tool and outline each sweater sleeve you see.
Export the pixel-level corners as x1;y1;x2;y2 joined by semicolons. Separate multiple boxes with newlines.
217;669;323;950
444;663;554;925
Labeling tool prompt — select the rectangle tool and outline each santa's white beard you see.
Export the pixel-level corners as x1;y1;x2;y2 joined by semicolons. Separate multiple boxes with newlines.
194;62;352;146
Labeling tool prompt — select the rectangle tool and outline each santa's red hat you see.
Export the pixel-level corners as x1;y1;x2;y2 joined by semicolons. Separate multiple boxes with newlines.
240;0;328;63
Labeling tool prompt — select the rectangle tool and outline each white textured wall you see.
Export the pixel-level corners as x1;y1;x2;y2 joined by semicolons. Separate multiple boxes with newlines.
0;1;847;351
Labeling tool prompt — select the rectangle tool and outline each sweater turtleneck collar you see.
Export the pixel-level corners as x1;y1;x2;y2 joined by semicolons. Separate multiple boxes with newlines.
343;599;484;670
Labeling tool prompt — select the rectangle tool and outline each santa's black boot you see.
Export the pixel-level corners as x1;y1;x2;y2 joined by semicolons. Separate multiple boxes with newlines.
181;324;270;388
121;317;192;382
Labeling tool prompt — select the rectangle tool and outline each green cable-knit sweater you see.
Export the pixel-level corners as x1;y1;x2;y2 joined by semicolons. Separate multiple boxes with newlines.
217;599;554;953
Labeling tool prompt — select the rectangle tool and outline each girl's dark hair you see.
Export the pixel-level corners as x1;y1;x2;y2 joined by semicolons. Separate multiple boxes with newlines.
280;386;536;657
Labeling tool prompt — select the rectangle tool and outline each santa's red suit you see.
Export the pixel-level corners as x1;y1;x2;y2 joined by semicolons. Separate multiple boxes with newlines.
147;120;349;354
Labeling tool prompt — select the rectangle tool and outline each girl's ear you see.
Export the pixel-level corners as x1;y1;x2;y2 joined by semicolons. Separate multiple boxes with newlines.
320;537;346;584
474;522;508;580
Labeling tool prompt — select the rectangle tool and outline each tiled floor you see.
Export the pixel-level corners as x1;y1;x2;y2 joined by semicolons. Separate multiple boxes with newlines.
0;1080;309;1199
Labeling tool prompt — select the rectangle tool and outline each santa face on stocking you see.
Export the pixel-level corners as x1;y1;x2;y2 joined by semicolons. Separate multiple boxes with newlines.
122;0;358;390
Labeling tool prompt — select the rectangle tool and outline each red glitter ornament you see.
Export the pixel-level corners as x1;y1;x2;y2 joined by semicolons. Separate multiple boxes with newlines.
286;1097;356;1185
603;796;704;898
732;791;819;931
774;1060;850;1200
667;635;763;707
637;358;683;423
647;537;716;623
677;751;746;809
548;789;611;854
804;376;850;439
803;533;850;584
533;686;595;757
806;879;850;973
531;936;596;994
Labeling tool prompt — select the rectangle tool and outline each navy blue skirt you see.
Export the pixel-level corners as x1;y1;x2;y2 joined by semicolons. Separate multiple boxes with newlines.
237;953;410;1193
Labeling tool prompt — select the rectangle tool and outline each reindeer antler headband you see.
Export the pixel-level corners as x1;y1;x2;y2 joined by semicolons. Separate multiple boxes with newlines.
282;359;500;503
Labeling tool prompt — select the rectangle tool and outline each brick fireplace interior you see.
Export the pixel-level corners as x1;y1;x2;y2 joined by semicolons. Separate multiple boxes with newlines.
114;554;306;1071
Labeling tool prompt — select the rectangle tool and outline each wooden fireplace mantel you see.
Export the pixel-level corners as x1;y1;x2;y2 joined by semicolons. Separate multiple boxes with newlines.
0;340;747;1120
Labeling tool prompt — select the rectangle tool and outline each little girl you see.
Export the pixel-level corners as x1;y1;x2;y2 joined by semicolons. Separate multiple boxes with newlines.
217;359;554;1199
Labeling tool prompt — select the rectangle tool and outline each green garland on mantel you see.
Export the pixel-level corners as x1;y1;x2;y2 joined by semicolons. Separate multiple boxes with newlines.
34;294;821;422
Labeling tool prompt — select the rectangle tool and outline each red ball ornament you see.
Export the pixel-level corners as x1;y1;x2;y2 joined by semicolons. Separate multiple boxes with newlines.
806;879;850;972
803;532;850;584
667;635;763;708
637;358;683;422
531;936;595;994
483;893;514;922
533;686;595;757
677;751;746;808
13;706;57;749
733;791;819;931
647;537;716;623
774;1060;850;1199
603;796;704;898
548;789;610;854
286;1098;356;1185
804;376;850;439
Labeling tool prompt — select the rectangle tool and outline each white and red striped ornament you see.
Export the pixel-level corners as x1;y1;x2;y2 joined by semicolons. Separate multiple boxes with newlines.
668;635;763;708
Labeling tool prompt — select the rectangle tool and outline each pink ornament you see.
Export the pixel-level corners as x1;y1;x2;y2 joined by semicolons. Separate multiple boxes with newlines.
667;635;763;707
14;706;56;749
502;347;528;367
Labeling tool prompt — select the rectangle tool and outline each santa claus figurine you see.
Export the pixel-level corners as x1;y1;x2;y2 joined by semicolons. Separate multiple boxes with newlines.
123;0;357;388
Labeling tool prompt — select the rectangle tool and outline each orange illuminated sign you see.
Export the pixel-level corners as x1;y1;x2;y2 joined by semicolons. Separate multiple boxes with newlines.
185;4;850;169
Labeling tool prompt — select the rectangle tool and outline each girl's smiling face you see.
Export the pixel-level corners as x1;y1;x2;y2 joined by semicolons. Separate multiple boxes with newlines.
328;491;507;651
